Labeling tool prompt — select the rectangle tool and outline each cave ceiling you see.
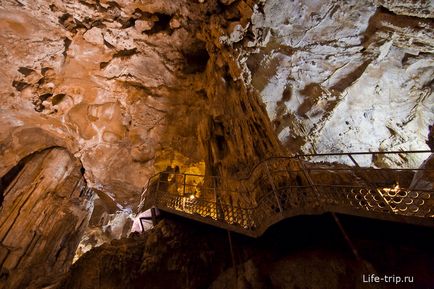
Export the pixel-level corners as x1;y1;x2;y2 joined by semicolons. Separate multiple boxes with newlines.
0;0;433;209
0;1;433;286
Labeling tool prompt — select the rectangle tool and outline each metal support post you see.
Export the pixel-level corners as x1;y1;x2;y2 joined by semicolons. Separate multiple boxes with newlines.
151;207;158;226
139;217;146;233
213;177;218;203
265;161;283;213
227;230;238;289
214;178;224;221
331;213;361;260
298;157;322;207
181;174;186;197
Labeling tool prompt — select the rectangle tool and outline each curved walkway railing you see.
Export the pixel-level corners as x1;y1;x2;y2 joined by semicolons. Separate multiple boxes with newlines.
138;150;434;237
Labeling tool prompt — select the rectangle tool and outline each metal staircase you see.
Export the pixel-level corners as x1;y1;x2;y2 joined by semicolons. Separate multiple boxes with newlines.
138;151;434;237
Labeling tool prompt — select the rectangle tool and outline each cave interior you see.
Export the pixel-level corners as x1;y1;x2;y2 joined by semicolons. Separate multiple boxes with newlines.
0;0;433;288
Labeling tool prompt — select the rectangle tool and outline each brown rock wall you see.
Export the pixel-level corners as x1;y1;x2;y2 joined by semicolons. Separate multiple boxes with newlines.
0;148;92;289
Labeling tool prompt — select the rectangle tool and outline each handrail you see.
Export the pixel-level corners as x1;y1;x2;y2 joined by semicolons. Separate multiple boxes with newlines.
139;151;434;237
235;150;432;181
295;150;432;157
142;182;434;237
138;150;433;210
138;150;434;237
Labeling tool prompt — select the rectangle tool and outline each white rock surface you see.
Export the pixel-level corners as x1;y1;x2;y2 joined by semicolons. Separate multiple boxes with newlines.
233;0;433;166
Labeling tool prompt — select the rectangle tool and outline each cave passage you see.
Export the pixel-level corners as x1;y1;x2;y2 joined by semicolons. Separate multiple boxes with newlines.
0;156;28;206
0;148;93;289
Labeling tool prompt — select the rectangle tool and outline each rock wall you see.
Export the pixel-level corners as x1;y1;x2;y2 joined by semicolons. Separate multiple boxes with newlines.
0;0;288;238
0;0;288;277
1;1;433;286
73;191;134;262
0;147;92;289
198;33;284;178
224;0;433;166
0;0;283;208
0;0;215;207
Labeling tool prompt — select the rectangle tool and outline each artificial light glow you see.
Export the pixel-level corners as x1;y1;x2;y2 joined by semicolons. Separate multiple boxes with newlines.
383;183;400;193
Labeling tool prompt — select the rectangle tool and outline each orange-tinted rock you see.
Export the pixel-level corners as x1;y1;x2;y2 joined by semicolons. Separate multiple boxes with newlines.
0;148;92;289
1;1;433;287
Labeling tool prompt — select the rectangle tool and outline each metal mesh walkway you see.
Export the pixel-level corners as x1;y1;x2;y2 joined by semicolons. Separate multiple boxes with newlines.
138;151;434;237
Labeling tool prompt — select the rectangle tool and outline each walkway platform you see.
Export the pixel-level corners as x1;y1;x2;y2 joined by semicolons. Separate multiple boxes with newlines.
138;151;434;237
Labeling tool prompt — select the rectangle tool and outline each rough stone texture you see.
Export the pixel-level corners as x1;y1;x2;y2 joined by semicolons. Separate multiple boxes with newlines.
73;191;134;262
0;0;287;280
226;0;433;166
0;0;216;209
0;0;286;251
61;218;230;289
1;0;432;202
1;0;433;287
0;148;92;289
0;0;283;208
60;215;434;289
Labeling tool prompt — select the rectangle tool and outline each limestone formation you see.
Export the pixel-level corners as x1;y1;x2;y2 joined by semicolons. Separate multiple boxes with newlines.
230;0;433;165
0;148;92;289
0;0;433;288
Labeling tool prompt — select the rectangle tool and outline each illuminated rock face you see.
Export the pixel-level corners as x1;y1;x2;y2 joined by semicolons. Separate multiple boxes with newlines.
230;0;433;165
0;0;217;209
0;0;433;287
0;0;283;210
0;0;283;276
0;148;92;289
1;0;432;203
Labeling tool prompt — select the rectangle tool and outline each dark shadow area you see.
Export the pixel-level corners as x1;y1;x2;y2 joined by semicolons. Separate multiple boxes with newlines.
183;48;209;74
62;210;434;289
143;13;172;35
337;214;434;289
0;155;30;207
256;213;434;289
182;41;210;74
164;212;434;289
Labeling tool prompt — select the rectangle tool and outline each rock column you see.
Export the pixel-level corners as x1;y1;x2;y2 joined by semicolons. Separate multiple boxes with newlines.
0;148;93;289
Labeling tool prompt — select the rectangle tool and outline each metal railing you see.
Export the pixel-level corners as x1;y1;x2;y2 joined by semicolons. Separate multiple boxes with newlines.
138;150;433;237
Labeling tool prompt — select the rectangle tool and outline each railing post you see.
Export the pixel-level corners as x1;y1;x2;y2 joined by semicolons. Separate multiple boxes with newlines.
347;153;396;214
297;157;322;207
151;207;158;226
265;161;283;213
153;174;160;207
346;153;359;168
241;182;255;231
214;177;225;221
183;174;186;196
212;177;218;220
139;174;158;211
213;177;217;203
